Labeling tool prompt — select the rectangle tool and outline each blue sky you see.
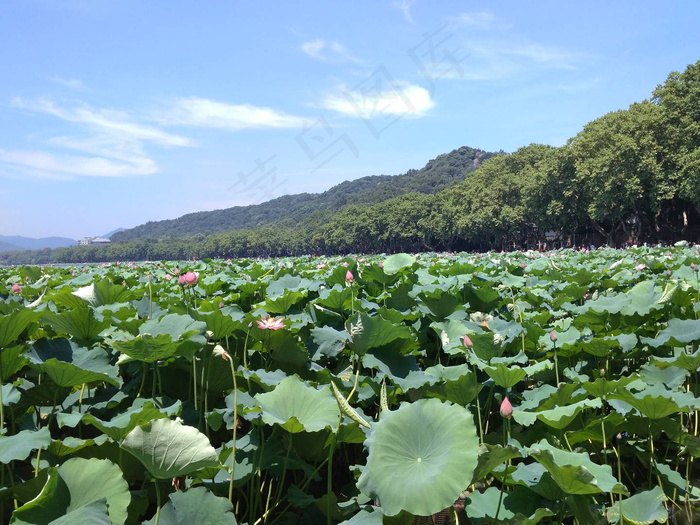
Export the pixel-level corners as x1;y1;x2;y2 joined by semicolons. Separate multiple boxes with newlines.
1;1;699;239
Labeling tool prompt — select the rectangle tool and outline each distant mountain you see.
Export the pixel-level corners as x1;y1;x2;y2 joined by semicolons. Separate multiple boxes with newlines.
0;235;76;252
0;240;22;252
113;146;496;242
103;228;126;239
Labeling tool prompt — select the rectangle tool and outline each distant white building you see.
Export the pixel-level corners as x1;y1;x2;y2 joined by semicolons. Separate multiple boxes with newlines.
78;237;111;246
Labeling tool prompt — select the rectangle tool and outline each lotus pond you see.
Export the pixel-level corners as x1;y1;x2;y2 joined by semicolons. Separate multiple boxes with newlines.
2;247;700;524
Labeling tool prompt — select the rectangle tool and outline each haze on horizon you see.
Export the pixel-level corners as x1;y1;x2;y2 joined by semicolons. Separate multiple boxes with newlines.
1;1;699;239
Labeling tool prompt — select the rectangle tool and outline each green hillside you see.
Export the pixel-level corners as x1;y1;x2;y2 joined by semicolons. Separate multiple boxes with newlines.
111;146;494;241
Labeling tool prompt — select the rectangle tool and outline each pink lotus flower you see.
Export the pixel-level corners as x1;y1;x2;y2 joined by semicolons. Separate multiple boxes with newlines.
500;396;513;419
378;262;384;268
256;317;285;330
463;335;473;348
12;283;20;294
550;331;557;343
165;274;172;281
219;302;225;308
184;272;197;286
317;262;326;269
634;264;646;271
346;270;354;282
343;262;349;267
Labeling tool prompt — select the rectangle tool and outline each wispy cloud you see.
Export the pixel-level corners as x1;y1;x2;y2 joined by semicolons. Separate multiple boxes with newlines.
426;39;590;82
47;75;86;89
158;96;306;130
321;82;434;117
300;39;362;62
450;11;498;29
393;0;416;24
3;98;191;179
0;149;157;178
12;98;191;147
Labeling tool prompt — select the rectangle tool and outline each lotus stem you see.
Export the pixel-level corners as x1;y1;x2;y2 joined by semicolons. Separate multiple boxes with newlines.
227;341;238;502
151;362;157;400
153;478;162;525
272;436;293;519
192;358;198;408
327;414;342;525
0;357;4;432
494;419;508;521
138;362;148;398
263;478;274;524
34;448;42;477
473;365;484;443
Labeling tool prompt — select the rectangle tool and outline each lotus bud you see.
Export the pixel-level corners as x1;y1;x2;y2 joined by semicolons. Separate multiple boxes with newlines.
378;262;384;268
599;368;606;378
346;270;354;282
500;396;513;419
184;272;197;286
174;267;180;275
178;275;186;287
205;330;214;341
212;344;229;361
550;331;557;343
165;274;172;281
219;302;225;308
463;335;473;348
12;283;20;294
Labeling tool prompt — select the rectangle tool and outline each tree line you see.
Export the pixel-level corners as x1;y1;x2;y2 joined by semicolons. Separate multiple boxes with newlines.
2;60;699;265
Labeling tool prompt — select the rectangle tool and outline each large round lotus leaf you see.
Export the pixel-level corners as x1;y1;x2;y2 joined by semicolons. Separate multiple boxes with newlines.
112;334;182;363
121;418;219;479
143;486;236;525
43;308;111;341
49;500;111;525
0;427;51;463
606;486;667;524
58;458;130;525
382;253;416;275
255;375;339;433
357;398;479;516
528;439;626;495
10;458;128;525
345;313;413;355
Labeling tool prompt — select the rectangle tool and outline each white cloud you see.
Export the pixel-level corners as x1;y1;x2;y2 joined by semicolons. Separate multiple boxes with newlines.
451;11;497;28
300;39;362;63
12;98;191;147
159;96;306;130
426;39;590;82
301;39;326;59
5;98;191;179
48;75;86;89
0;149;157;178
393;0;416;23
322;82;435;118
